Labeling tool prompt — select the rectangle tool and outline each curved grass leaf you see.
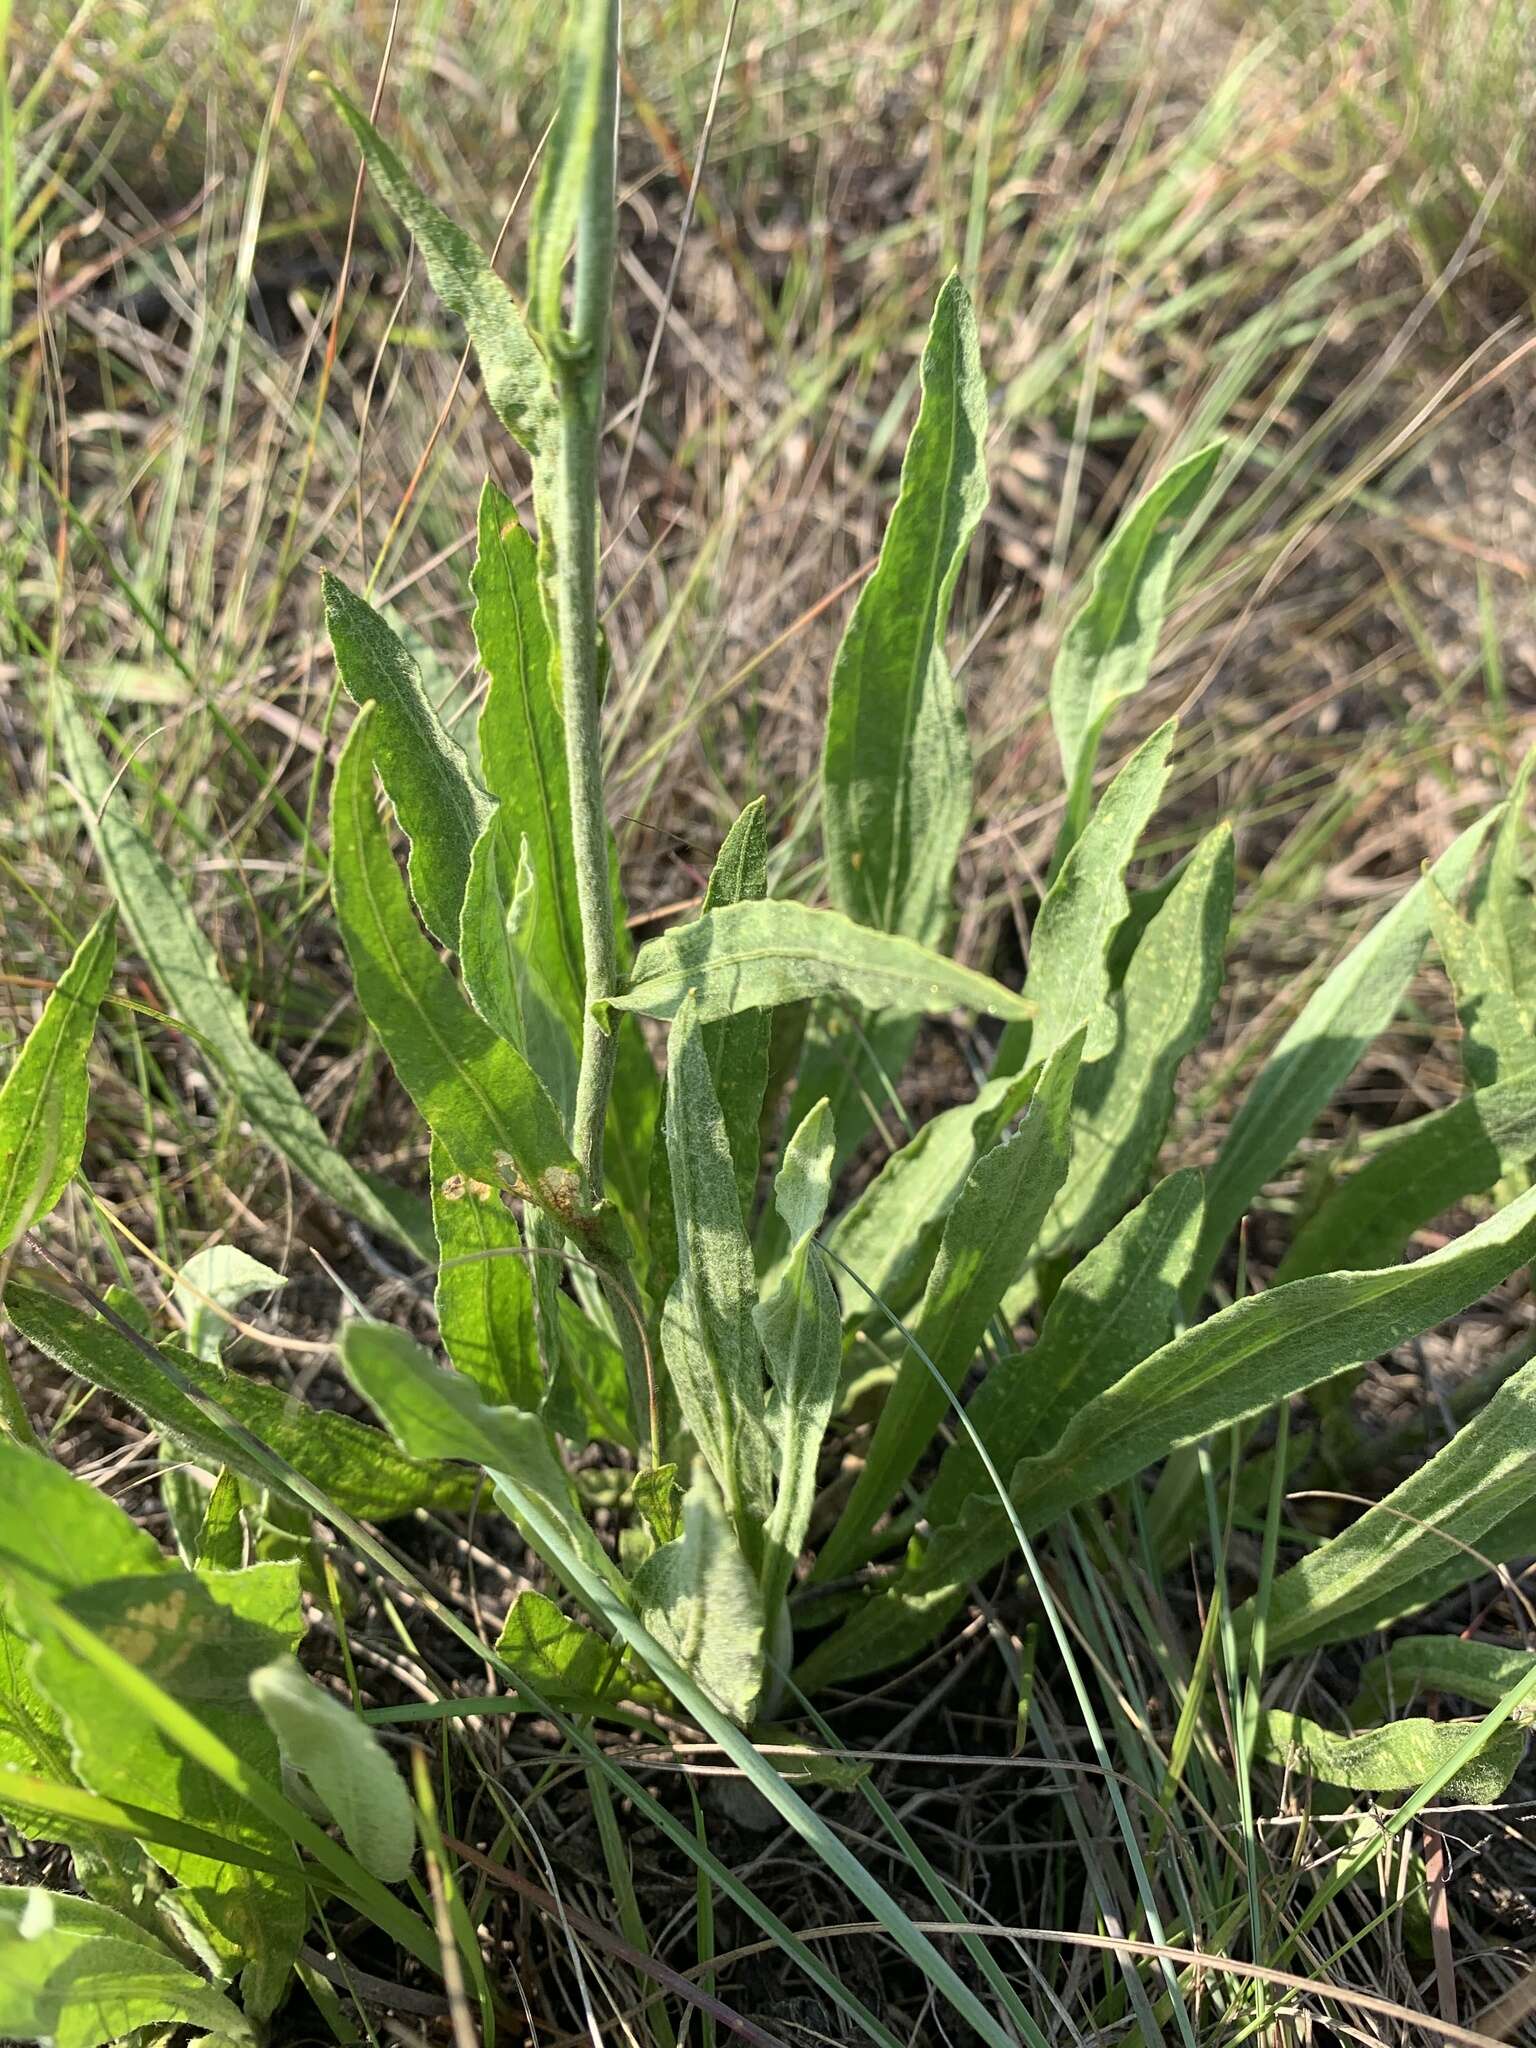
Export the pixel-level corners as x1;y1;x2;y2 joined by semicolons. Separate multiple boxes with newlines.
1356;1638;1536;1723
0;1444;305;2018
324;573;493;952
54;689;426;1255
323;86;555;455
816;1032;1082;1584
604;899;1034;1029
1046;823;1233;1253
1189;807;1500;1303
662;996;772;1542
1252;1707;1524;1805
331;707;582;1221
0;908;115;1251
821;274;987;945
0;1886;253;2048
5;1282;477;1520
250;1659;415;1883
1249;1350;1536;1658
631;1463;766;1727
1001;719;1177;1072
1050;443;1221;857
1277;1066;1536;1283
431;1137;540;1411
754;1099;839;1628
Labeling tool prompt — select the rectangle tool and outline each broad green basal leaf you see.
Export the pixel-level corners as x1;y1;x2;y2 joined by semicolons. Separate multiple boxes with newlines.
1253;1707;1524;1805
630;1463;766;1727
250;1659;415;1883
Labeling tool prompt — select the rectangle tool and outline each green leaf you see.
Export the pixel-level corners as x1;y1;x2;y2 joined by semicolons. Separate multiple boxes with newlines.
1247;1351;1536;1659
700;798;772;1220
0;1886;253;2048
495;1590;630;1707
825;1066;1037;1324
1046;823;1233;1252
5;1283;477;1521
461;818;582;1123
526;0;620;349
331;706;583;1222
323;86;555;455
193;1470;246;1572
1049;443;1221;856
250;1659;415;1883
1190;807;1500;1302
754;1100;839;1628
1252;1707;1524;1805
339;1320;623;1598
431;1138;540;1410
1356;1637;1536;1722
631;1463;766;1727
174;1246;287;1363
662;996;772;1543
471;481;583;1021
1002;719;1177;1070
0;1445;305;2018
1477;745;1536;1024
606;899;1034;1029
323;573;494;952
1428;876;1534;1085
821;274;987;945
54;686;426;1257
928;1169;1204;1528
0;908;114;1250
1277;1066;1536;1283
816;1032;1083;1584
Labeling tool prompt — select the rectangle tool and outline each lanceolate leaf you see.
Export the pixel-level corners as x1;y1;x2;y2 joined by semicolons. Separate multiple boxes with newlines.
1001;719;1177;1071
0;907;115;1250
1189;807;1500;1303
662;997;772;1542
1428;877;1534;1086
1356;1637;1536;1723
821;274;987;945
816;1032;1083;1584
174;1246;287;1363
54;688;426;1256
324;573;493;951
1477;745;1536;1025
0;1445;306;2019
1246;1352;1536;1659
631;1463;766;1727
1050;443;1221;856
331;707;582;1223
249;1660;415;1884
460;819;580;1121
754;1100;839;1628
431;1137;540;1411
0;1887;253;2048
1252;1708;1524;1805
4;1283;477;1521
700;798;772;1221
1277;1066;1536;1283
604;900;1034;1029
495;1590;629;1708
324;86;555;456
1046;823;1233;1253
526;0;621;348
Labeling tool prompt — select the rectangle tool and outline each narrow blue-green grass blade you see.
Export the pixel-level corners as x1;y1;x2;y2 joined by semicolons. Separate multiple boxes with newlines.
1045;823;1233;1253
999;719;1178;1073
821;274;987;945
322;85;554;457
1252;1707;1524;1804
1246;1350;1536;1658
430;1135;540;1410
323;573;493;952
1277;1065;1536;1282
0;1886;254;2047
341;1336;1018;2048
604;900;1034;1028
662;996;772;1543
1189;806;1501;1303
4;1283;479;1519
700;799;771;1221
1050;443;1221;858
330;707;583;1226
54;687;428;1256
0;906;114;1250
815;1031;1082;1584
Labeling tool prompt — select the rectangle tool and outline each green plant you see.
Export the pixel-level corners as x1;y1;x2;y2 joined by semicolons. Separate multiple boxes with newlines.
9;0;1536;2035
